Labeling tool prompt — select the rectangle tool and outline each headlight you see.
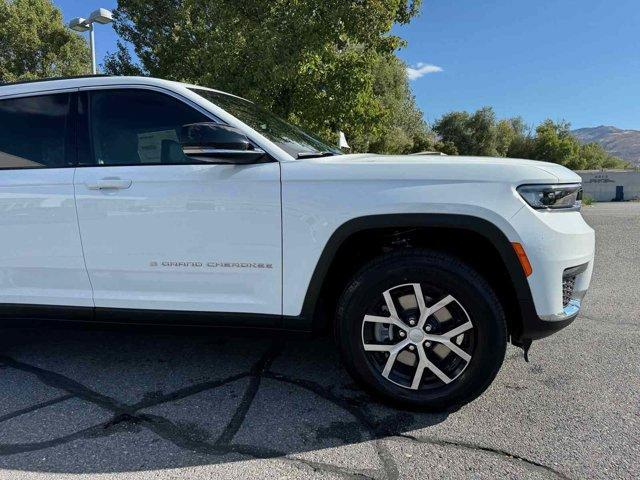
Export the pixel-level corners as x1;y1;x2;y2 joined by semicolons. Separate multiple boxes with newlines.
517;184;583;211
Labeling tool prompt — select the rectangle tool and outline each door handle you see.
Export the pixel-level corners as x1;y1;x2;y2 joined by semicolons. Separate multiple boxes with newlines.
85;178;133;190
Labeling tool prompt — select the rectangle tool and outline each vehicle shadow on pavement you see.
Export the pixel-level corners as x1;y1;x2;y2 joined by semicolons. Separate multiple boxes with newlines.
0;323;450;476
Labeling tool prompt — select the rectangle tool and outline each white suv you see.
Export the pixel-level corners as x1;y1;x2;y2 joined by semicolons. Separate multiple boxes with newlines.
0;76;594;409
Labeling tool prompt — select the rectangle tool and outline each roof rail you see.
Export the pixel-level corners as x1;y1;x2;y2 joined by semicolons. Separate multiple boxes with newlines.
0;74;111;88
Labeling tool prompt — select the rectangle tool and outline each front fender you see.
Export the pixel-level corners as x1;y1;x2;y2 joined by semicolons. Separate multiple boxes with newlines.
285;213;535;341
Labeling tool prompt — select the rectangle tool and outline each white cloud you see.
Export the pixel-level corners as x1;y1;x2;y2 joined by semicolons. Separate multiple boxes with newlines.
406;62;443;80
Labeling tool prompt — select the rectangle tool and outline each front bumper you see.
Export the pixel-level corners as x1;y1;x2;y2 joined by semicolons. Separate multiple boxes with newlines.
517;285;587;341
516;299;579;341
539;262;589;321
510;206;595;341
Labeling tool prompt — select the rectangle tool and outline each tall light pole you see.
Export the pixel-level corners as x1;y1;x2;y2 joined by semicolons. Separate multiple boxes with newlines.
68;8;113;75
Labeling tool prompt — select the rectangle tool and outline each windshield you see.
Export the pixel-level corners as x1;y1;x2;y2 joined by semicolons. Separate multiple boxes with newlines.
190;88;341;158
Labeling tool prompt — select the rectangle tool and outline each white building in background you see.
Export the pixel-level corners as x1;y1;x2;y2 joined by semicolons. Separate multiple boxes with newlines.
577;169;640;202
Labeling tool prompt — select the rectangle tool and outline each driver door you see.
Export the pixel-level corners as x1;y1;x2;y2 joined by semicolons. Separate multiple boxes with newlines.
73;88;282;319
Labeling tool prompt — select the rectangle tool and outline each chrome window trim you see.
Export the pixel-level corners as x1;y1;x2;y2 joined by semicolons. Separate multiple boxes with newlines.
0;87;79;100
183;147;266;156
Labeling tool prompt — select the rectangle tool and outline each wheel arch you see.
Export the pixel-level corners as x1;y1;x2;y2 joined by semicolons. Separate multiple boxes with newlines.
296;214;536;343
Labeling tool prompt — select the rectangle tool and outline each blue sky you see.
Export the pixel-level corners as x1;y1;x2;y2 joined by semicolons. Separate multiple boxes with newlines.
55;0;640;130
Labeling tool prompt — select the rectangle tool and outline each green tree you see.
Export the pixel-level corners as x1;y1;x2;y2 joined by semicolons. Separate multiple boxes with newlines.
362;54;435;154
468;107;498;156
432;111;473;154
507;134;535;159
580;142;608;170
433;140;458;155
495;119;516;157
598;155;628;169
103;42;144;76
433;107;498;156
579;141;628;169
532;120;582;168
432;109;627;169
496;117;528;157
105;0;428;153
0;0;90;82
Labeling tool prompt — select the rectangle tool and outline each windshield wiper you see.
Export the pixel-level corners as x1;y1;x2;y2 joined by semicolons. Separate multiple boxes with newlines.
297;151;339;159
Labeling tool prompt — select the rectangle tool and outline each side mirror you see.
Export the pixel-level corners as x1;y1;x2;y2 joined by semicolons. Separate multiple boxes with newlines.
180;123;266;164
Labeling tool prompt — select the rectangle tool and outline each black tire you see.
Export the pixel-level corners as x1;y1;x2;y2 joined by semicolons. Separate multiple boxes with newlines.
335;249;507;410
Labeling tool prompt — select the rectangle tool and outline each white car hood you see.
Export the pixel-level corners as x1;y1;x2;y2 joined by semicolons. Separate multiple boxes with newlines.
300;154;581;184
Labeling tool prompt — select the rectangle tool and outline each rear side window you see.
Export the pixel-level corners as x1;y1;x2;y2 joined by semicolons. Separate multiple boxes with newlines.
0;93;72;169
88;89;209;166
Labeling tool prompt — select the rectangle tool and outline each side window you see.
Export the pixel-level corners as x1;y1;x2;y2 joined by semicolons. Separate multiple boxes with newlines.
0;93;72;169
88;89;210;166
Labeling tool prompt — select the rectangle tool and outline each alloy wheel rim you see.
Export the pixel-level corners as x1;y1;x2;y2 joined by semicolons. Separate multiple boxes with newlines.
360;283;475;391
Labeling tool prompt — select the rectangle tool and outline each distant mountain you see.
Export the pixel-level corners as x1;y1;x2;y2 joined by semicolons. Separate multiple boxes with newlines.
572;126;640;166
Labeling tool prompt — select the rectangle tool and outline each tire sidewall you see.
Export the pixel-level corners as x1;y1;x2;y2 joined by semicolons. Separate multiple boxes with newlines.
337;251;506;409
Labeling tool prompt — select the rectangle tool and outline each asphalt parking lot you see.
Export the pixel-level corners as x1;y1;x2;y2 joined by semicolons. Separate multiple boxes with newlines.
0;203;638;479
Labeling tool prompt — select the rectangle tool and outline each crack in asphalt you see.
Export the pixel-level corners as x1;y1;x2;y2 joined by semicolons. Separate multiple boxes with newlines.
0;394;74;424
139;413;376;479
214;342;282;447
1;341;569;480
0;345;384;479
393;433;572;480
0;356;127;413
264;371;400;480
0;422;118;456
129;372;250;412
287;456;377;480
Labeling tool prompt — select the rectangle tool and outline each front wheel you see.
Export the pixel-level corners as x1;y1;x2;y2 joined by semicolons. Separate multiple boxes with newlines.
335;250;507;410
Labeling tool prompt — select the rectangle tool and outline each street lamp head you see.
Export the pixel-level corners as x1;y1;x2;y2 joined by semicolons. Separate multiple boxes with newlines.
89;8;113;25
68;8;113;75
68;17;91;32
